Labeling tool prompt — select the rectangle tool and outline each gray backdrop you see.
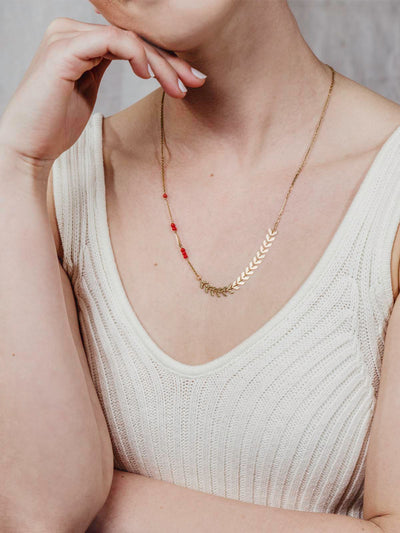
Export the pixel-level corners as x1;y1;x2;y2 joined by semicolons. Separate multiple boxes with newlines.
1;1;399;116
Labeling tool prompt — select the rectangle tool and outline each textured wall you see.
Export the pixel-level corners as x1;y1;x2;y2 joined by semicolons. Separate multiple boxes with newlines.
0;0;399;117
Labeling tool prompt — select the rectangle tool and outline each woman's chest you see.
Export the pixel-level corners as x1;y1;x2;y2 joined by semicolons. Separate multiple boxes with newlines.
75;141;394;511
102;145;400;368
78;284;376;513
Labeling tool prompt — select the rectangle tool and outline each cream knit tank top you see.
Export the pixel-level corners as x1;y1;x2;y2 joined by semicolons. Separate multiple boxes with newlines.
52;112;400;518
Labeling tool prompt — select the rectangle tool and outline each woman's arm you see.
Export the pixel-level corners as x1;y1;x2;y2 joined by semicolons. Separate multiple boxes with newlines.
0;16;205;531
88;469;384;533
88;293;400;533
0;155;114;532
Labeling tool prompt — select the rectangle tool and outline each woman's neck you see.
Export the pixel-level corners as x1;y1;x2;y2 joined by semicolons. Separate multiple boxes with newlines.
162;1;332;171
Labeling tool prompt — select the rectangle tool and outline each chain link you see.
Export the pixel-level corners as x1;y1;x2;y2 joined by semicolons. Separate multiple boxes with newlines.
160;64;336;297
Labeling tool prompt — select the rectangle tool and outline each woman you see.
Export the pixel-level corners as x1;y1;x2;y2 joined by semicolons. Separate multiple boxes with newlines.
1;0;400;531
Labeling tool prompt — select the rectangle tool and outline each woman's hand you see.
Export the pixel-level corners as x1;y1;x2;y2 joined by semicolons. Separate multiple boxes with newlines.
0;17;206;174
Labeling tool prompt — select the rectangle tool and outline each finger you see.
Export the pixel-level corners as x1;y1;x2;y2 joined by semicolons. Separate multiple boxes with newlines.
46;30;86;46
49;26;150;82
76;58;112;105
77;57;111;92
45;17;107;36
143;45;191;99
90;58;112;83
150;45;207;88
64;27;189;99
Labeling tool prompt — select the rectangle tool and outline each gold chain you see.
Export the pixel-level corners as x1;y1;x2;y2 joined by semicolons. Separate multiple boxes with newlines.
160;64;336;297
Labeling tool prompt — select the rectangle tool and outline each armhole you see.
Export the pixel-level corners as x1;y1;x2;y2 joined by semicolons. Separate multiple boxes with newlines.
46;166;64;263
367;140;400;390
51;113;102;283
375;141;400;311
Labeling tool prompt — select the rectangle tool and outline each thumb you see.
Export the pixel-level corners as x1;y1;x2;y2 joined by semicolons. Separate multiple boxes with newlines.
91;57;112;84
78;57;112;106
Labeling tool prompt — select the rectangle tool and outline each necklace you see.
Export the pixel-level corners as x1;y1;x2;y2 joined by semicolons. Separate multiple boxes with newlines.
160;64;336;297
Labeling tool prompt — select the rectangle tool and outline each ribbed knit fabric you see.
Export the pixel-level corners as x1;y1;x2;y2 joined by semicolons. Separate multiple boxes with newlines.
52;112;400;518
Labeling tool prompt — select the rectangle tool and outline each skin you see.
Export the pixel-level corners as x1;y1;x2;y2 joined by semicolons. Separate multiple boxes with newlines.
79;0;400;367
1;0;400;530
82;1;400;530
0;8;202;533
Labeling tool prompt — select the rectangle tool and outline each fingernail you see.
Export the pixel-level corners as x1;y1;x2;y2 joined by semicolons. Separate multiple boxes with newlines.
190;67;207;79
178;78;187;93
147;64;155;77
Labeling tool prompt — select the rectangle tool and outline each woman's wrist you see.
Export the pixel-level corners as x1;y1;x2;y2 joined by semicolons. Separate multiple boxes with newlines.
0;141;53;173
0;143;52;198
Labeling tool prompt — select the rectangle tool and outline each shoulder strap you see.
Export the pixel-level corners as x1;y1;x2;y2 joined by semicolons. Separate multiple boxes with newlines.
370;125;400;310
52;112;103;284
359;125;400;391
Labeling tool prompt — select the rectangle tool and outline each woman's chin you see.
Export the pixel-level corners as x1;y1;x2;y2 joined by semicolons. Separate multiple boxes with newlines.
135;32;177;55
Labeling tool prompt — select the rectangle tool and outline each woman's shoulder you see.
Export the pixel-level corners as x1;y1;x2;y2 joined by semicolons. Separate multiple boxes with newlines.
102;88;163;165
97;88;163;205
102;72;400;160
333;72;400;299
332;70;400;152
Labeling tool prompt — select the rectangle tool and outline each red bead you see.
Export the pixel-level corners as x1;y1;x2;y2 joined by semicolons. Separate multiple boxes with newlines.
180;247;185;252
171;223;177;231
163;193;168;198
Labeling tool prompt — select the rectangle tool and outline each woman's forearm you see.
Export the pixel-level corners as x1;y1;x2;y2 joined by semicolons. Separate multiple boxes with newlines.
0;150;109;532
89;470;389;533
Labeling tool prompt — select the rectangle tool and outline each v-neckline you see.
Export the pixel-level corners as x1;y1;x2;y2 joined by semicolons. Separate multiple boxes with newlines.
91;112;400;377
